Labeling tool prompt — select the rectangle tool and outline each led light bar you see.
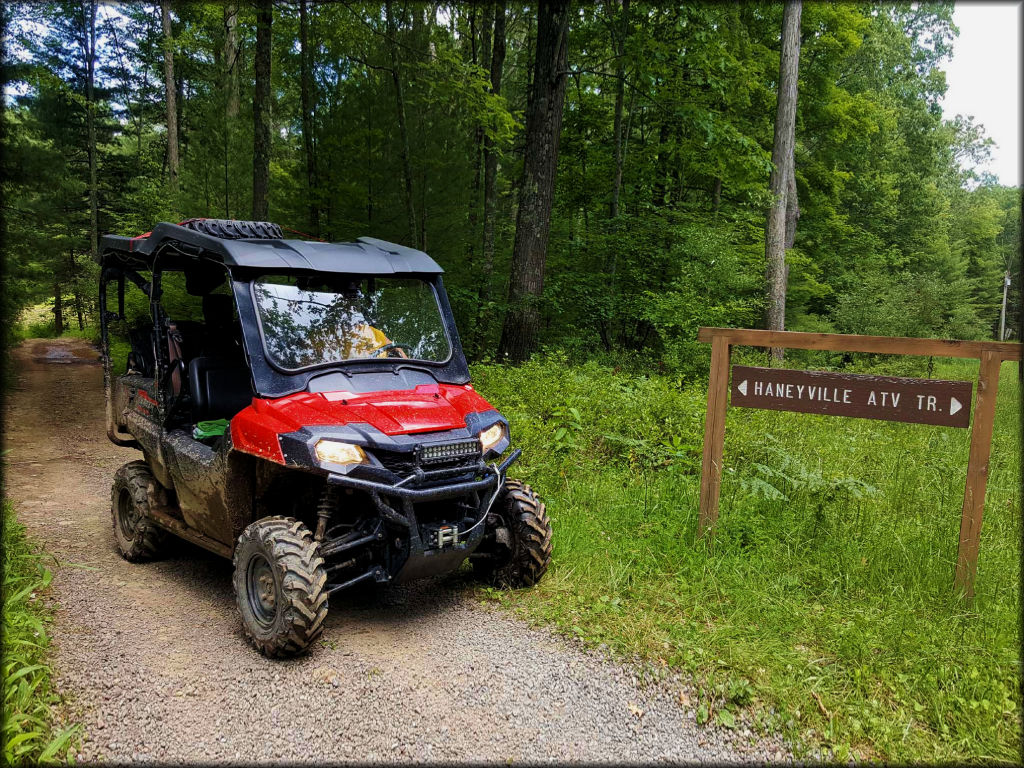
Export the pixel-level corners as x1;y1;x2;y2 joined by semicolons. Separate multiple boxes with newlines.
418;439;481;464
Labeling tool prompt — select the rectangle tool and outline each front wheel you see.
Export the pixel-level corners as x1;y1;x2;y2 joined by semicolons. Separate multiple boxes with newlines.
233;517;329;658
472;479;552;588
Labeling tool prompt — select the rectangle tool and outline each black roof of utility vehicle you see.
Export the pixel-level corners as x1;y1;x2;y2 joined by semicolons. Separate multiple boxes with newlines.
98;220;443;275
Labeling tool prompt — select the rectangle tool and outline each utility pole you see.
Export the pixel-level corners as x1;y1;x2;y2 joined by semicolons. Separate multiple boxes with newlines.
998;270;1010;341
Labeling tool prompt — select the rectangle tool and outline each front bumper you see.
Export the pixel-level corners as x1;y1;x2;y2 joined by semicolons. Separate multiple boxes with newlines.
324;448;521;587
325;448;520;503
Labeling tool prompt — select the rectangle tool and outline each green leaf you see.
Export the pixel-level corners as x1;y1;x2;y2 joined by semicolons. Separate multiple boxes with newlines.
38;726;79;761
4;664;46;685
696;704;710;724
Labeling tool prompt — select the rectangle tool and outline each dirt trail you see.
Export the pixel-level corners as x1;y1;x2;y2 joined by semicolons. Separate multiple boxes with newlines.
3;338;790;764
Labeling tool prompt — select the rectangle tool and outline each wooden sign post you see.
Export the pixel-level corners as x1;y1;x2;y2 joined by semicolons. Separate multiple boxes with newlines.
696;328;1022;599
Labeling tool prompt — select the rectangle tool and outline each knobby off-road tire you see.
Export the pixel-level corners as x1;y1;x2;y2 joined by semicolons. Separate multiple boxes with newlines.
232;517;328;658
474;479;553;588
110;460;168;562
180;218;283;240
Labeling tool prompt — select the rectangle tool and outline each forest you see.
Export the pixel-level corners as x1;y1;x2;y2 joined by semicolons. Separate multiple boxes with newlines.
1;1;1020;366
1;3;1022;764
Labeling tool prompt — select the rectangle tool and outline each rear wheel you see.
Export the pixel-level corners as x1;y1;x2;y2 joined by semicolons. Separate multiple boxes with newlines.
233;517;328;658
472;479;552;588
110;460;168;562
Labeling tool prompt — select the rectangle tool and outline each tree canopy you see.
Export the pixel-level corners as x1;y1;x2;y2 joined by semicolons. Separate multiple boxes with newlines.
2;1;1019;367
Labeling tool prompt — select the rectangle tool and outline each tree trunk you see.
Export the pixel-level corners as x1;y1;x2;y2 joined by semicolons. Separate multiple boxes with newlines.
68;249;84;330
223;3;239;217
414;6;433;251
652;119;670;207
784;161;799;249
75;291;85;331
252;0;272;221
53;282;64;336
497;1;570;363
365;70;374;226
712;176;722;215
86;0;98;259
385;0;418;248
764;0;801;358
224;4;240;119
606;86;635;294
610;0;629;218
525;11;535;112
480;5;492;76
299;0;319;236
481;0;506;294
161;1;178;194
106;20;141;175
576;75;590;233
175;71;186;166
466;5;493;275
468;0;507;357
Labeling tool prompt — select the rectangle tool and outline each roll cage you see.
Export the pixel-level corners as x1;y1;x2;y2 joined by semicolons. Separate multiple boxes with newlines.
97;222;471;431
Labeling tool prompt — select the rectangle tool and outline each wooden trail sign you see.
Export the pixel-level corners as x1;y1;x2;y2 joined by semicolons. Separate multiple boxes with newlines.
696;327;1023;599
730;366;973;428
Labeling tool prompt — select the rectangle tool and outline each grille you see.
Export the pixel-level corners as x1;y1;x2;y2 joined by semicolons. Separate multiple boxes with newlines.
417;439;481;464
376;453;417;476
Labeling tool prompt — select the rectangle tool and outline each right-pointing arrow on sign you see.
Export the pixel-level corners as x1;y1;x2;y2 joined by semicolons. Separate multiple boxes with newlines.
950;397;962;416
737;379;748;396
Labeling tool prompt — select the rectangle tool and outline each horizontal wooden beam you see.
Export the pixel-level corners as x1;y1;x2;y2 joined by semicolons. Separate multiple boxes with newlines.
697;328;1023;361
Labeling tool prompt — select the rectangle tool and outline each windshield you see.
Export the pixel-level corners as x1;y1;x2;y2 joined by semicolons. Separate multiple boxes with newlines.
252;275;451;370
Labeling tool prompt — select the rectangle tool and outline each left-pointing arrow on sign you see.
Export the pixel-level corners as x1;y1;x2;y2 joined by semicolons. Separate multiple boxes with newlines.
737;379;748;396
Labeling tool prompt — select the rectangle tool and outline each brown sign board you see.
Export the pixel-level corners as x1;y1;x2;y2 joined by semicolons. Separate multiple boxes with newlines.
698;327;1023;600
730;366;973;428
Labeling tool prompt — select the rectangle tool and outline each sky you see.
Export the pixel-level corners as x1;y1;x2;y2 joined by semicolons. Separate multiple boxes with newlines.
941;2;1022;186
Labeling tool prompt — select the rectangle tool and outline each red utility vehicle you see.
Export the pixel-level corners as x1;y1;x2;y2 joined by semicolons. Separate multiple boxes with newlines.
97;219;552;657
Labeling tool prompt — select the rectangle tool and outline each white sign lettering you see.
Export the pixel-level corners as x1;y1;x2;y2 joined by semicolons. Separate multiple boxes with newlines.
738;377;967;417
731;366;973;428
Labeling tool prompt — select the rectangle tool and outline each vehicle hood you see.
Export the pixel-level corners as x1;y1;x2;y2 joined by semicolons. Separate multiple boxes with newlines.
230;382;496;463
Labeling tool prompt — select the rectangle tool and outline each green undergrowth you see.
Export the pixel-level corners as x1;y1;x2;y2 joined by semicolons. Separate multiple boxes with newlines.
9;320;97;344
472;351;1022;763
2;500;79;764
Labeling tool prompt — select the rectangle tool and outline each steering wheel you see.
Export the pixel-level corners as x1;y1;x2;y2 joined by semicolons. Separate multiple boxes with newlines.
370;342;413;358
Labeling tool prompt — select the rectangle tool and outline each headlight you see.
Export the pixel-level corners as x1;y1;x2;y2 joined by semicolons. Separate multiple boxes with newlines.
479;423;506;453
314;440;367;466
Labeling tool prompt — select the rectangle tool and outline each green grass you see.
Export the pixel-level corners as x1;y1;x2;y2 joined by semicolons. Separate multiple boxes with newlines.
473;351;1022;763
2;501;80;764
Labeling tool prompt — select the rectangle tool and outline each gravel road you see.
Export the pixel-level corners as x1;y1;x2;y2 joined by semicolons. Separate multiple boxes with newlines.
3;338;792;764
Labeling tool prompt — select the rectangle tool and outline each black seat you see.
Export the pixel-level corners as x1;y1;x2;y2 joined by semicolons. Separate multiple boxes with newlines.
201;294;242;359
127;327;156;376
188;356;254;422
